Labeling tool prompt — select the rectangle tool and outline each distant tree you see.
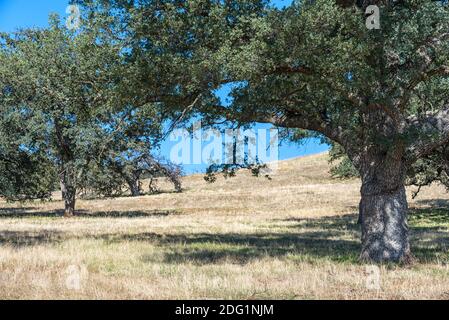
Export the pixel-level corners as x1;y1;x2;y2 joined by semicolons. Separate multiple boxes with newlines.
0;16;122;216
77;103;162;197
143;155;183;195
80;151;183;198
79;155;183;198
328;143;360;179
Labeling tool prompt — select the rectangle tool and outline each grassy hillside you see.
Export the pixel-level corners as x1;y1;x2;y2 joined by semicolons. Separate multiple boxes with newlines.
0;153;449;299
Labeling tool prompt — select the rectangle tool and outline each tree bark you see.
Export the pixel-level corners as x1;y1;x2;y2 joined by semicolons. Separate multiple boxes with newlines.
60;167;76;218
359;183;413;263
54;119;77;218
357;154;414;264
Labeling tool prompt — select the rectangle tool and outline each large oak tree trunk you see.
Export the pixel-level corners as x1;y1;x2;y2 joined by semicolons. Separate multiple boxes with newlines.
357;152;413;264
359;183;412;263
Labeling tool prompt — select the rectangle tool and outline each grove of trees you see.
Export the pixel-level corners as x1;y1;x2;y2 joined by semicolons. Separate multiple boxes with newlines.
1;0;449;263
0;15;182;216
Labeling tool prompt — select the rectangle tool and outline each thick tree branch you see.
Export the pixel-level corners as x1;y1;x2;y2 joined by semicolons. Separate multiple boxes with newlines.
213;105;345;145
394;30;449;110
398;66;449;111
269;65;314;76
406;108;449;163
390;32;449;74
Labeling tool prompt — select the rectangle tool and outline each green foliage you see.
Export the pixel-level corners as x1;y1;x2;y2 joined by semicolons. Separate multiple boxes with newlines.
2;0;449;213
0;94;58;201
204;162;270;184
406;146;449;198
0;3;187;200
77;1;449;194
0;152;57;201
0;16;123;209
329;143;449;198
0;11;185;206
329;144;360;179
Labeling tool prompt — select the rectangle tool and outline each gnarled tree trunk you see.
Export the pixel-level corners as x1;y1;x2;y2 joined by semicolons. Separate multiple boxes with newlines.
359;181;412;263
357;152;413;263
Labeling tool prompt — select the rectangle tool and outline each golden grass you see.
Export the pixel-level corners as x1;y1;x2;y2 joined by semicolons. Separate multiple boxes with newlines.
1;152;449;300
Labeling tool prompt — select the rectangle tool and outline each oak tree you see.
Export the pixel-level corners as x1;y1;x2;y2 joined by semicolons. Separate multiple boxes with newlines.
78;0;449;263
0;16;121;216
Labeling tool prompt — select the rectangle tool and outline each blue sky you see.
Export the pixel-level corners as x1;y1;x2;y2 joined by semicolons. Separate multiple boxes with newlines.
0;0;295;32
0;0;328;174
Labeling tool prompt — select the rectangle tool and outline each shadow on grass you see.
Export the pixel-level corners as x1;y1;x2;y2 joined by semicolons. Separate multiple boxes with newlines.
0;230;66;247
152;232;361;265
0;208;179;219
0;215;362;263
409;207;449;263
415;198;449;209
410;208;449;226
98;209;449;265
101;214;363;264
278;214;360;232
0;206;448;265
80;189;182;201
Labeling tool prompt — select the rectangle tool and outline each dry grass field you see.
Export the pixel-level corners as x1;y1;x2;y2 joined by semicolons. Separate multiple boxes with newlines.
1;153;449;300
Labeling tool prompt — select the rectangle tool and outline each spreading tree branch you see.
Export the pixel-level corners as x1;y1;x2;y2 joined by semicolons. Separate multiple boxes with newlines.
406;108;449;163
213;104;345;145
398;66;449;111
